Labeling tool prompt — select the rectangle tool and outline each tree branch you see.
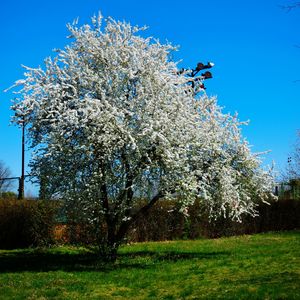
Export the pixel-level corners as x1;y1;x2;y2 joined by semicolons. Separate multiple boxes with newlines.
279;2;300;12
115;191;164;242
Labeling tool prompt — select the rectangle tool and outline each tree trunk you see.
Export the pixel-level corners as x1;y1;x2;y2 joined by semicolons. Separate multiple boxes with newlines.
97;234;118;262
96;192;164;262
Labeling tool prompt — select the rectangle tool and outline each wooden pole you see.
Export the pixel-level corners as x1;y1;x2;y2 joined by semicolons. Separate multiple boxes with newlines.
18;119;25;200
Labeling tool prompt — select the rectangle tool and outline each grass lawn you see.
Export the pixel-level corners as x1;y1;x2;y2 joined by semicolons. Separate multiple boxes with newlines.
0;231;299;299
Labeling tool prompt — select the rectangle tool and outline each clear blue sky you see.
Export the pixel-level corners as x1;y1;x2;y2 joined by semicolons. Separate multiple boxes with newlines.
0;0;299;195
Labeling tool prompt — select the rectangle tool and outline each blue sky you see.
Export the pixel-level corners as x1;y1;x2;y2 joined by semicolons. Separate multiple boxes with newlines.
0;0;299;195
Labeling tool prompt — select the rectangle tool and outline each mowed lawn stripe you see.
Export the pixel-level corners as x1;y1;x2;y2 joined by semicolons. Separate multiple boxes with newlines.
0;231;299;299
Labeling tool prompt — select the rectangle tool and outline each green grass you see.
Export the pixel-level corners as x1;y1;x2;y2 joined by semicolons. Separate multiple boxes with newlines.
0;231;299;299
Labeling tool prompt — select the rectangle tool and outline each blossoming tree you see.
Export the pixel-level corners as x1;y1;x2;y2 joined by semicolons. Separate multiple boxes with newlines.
10;14;274;261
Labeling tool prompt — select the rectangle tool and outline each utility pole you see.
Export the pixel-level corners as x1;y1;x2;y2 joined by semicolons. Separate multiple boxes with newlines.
18;117;25;200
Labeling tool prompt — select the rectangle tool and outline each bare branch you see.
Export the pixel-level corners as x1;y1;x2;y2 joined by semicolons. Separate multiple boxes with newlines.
0;161;13;192
279;1;300;12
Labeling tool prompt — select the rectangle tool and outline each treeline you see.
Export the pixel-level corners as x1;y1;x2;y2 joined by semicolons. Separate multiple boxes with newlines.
0;198;299;249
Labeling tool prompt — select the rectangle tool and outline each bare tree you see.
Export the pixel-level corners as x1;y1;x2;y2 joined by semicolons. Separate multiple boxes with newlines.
286;131;300;180
0;161;12;192
280;1;300;11
279;2;300;82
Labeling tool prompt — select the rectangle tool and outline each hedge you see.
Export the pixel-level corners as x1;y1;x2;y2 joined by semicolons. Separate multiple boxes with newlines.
128;199;300;241
0;199;58;249
1;198;299;249
53;198;300;244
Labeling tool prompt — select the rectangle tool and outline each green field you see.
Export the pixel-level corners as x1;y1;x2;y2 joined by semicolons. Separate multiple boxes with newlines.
0;231;299;299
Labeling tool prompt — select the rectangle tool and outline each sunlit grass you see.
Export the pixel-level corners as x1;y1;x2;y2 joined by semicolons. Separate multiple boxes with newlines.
0;231;299;299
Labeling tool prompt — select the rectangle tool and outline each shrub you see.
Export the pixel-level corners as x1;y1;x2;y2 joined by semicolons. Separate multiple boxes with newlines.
0;199;58;249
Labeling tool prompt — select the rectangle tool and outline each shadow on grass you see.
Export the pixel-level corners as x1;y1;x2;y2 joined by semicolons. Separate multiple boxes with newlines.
0;249;229;273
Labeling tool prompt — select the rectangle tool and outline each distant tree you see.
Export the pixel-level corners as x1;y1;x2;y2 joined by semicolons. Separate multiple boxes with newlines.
286;131;300;179
0;191;17;200
9;14;275;261
281;132;300;199
0;161;12;192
